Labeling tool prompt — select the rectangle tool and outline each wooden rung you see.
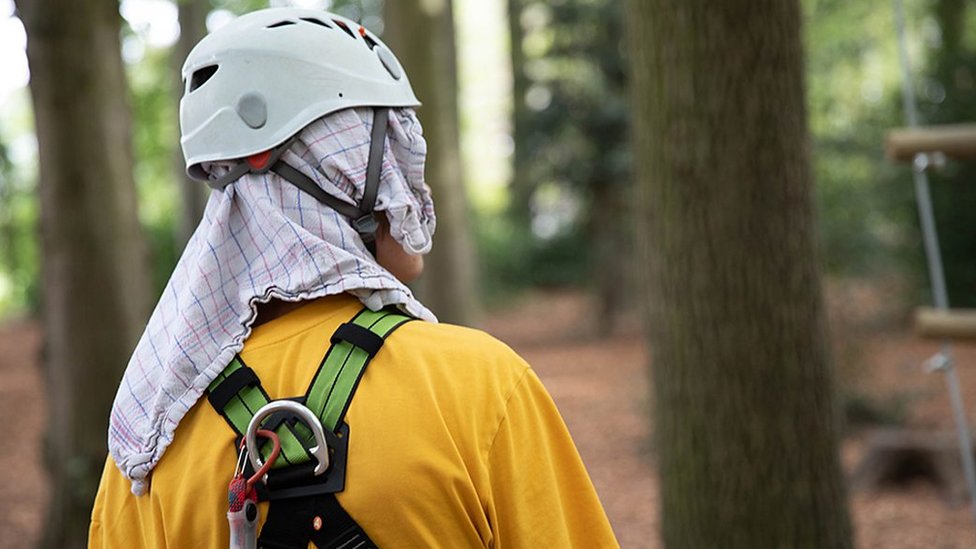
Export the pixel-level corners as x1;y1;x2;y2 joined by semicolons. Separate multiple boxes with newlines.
915;307;976;340
886;123;976;162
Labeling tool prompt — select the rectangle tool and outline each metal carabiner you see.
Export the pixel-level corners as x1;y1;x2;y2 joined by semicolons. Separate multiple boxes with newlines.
245;400;330;479
227;431;277;549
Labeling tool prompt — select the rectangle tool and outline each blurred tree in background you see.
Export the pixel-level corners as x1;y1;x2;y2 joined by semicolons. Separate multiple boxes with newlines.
172;0;209;246
385;0;481;326
128;44;183;294
628;0;853;546
16;0;152;546
503;0;631;331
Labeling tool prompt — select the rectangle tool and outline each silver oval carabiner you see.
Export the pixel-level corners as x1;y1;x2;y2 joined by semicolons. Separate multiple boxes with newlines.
245;400;330;480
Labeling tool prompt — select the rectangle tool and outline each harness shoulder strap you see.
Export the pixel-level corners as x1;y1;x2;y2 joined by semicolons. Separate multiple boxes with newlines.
306;307;412;432
207;306;412;463
206;306;413;549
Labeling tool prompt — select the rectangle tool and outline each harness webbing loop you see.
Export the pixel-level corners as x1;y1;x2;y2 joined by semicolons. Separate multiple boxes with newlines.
208;358;311;467
331;323;384;357
207;365;259;411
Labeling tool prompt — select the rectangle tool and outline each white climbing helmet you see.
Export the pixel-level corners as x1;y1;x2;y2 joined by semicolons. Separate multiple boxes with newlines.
179;7;420;180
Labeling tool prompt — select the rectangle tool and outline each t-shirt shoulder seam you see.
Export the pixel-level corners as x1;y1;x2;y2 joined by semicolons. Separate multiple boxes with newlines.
484;363;532;460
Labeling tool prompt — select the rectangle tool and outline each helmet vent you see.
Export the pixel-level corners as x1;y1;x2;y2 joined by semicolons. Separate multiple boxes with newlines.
300;17;331;28
361;31;378;50
266;20;296;29
332;19;356;39
189;65;218;93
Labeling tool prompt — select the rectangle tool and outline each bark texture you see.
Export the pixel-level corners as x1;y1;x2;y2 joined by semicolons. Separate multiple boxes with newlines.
384;0;480;326
17;0;152;546
626;1;854;547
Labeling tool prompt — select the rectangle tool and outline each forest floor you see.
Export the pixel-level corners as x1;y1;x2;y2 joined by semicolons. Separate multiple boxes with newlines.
2;288;976;548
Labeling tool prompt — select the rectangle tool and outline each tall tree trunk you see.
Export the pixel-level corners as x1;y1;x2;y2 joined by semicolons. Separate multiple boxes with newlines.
588;179;631;336
384;0;480;326
626;1;853;547
17;0;152;546
173;0;210;246
506;0;533;232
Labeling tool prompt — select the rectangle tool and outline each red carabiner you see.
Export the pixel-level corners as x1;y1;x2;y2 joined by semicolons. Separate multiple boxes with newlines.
240;429;281;490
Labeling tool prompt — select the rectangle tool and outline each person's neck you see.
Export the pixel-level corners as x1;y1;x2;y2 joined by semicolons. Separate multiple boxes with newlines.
252;298;312;327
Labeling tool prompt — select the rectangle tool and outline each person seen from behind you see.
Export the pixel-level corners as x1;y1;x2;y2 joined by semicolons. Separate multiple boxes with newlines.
89;8;618;548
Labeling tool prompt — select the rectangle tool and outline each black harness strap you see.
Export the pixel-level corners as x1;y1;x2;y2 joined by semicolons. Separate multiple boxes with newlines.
311;495;372;549
260;493;368;549
330;322;384;358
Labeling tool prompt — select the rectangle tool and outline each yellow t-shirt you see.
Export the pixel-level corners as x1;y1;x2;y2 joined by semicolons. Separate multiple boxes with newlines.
89;294;618;548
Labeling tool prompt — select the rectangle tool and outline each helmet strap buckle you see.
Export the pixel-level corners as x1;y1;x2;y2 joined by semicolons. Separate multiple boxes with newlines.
207;138;297;191
352;214;379;243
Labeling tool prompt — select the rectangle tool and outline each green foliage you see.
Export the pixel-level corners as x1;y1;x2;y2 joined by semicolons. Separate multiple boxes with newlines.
499;0;629;295
476;208;588;303
916;0;976;306
804;0;976;309
0;132;40;314
126;33;182;297
804;0;927;288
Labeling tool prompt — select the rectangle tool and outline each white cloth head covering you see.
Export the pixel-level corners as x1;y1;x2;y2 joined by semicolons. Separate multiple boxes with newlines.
109;107;436;494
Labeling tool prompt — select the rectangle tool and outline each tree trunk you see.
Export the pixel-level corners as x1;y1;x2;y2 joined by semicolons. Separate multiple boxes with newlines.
506;0;534;232
173;0;211;246
383;0;480;326
626;1;853;547
588;179;631;336
585;2;633;337
17;0;152;546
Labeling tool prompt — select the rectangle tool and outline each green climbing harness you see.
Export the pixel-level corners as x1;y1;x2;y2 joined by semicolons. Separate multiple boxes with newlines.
207;306;413;549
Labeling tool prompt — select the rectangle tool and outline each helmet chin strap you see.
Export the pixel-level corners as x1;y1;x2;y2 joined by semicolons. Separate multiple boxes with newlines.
206;108;390;257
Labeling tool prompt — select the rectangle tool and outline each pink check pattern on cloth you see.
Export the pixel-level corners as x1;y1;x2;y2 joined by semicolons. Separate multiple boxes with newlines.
109;107;437;494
